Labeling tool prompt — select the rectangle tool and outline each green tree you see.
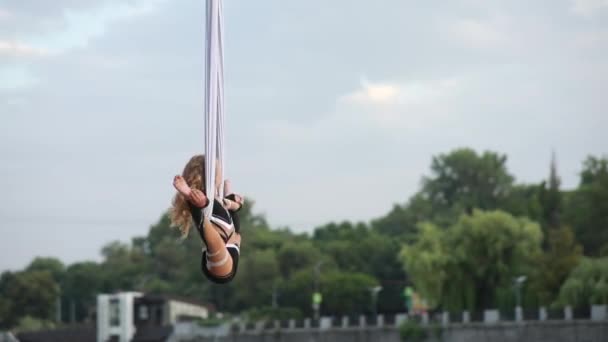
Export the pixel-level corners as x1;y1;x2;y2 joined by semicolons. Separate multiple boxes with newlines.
501;184;543;222
143;212;211;300
557;257;608;306
61;262;105;323
371;194;433;240
400;223;448;308
447;211;541;311
232;249;280;308
313;222;370;273
565;156;608;256
278;268;316;316
530;226;582;305
277;241;323;278
0;296;11;328
0;271;17;328
313;221;406;313
1;271;59;324
422;148;514;216
400;210;542;311
538;153;562;230
100;240;149;292
26;257;65;284
320;271;378;315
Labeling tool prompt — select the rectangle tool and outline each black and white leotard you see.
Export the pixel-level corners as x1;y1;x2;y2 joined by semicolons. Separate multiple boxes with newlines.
189;194;241;284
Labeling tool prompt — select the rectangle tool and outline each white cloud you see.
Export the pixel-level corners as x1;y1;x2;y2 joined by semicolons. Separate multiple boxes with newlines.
340;77;462;109
341;78;401;105
25;0;167;53
571;0;608;15
259;76;465;145
0;40;49;57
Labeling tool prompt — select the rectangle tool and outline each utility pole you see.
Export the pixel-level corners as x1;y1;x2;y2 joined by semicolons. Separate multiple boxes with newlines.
56;284;62;324
272;283;279;309
56;294;62;324
369;286;383;317
513;276;527;308
70;300;76;323
313;261;324;320
513;275;527;321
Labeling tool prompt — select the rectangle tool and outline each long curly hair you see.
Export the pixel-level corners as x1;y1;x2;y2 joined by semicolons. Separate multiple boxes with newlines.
170;154;206;238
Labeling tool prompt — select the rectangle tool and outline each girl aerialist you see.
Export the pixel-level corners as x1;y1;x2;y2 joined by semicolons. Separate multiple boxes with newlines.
170;154;244;284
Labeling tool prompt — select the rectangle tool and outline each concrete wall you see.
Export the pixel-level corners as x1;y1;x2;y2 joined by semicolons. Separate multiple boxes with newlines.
0;332;18;342
441;321;607;342
167;300;209;325
174;321;607;342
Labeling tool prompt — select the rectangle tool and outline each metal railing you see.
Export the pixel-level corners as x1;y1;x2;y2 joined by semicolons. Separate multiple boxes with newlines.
229;305;608;333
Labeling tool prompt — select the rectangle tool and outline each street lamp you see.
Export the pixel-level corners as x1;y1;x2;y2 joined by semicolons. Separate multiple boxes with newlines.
513;276;527;321
313;261;325;320
272;282;279;309
314;262;324;293
513;276;527;308
369;286;383;317
56;285;62;323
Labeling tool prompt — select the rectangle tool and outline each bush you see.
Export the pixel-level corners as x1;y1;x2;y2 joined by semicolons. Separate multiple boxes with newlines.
429;322;443;339
399;320;428;342
14;316;55;333
399;320;443;342
245;306;303;321
196;316;226;327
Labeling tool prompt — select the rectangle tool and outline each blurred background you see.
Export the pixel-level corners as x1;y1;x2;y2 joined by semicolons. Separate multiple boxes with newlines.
0;0;607;340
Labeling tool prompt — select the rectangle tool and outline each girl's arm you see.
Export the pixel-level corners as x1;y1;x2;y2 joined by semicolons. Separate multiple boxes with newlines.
223;179;244;211
174;175;208;208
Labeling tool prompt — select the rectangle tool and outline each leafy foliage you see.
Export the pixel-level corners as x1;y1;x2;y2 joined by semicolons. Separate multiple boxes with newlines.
399;320;428;342
557;257;608;306
401;210;542;311
564;157;608;256
1;149;607;328
530;226;583;305
422;148;514;215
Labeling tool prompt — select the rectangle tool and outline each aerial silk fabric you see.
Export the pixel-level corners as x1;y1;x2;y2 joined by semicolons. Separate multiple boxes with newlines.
204;0;225;218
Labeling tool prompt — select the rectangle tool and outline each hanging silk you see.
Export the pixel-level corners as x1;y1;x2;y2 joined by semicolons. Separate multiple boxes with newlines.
204;0;225;218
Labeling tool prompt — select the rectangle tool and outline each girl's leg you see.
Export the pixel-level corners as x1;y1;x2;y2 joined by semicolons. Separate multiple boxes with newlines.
201;217;233;277
226;231;241;247
173;175;232;277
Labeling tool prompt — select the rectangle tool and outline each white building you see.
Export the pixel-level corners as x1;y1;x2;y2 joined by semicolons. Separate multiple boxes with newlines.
97;292;210;342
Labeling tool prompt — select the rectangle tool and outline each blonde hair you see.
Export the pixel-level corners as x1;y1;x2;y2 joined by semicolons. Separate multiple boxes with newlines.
170;155;205;238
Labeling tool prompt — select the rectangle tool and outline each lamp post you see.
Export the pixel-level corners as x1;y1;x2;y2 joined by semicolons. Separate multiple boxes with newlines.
513;275;527;321
56;285;62;323
369;286;383;317
513;276;527;308
314;262;324;293
272;283;279;309
313;261;324;320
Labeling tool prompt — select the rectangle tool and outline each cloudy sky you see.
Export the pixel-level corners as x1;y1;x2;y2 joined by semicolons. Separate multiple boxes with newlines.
1;0;607;271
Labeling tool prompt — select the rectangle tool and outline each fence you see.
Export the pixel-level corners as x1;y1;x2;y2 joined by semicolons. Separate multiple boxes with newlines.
228;305;607;333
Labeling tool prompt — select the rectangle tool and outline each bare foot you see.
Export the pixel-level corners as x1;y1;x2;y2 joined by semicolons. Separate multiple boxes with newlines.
190;189;209;208
173;175;191;197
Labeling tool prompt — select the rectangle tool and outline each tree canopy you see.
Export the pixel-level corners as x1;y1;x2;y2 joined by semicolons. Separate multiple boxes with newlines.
2;149;607;329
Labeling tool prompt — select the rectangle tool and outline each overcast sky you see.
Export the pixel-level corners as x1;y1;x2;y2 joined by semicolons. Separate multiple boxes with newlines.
1;0;606;272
